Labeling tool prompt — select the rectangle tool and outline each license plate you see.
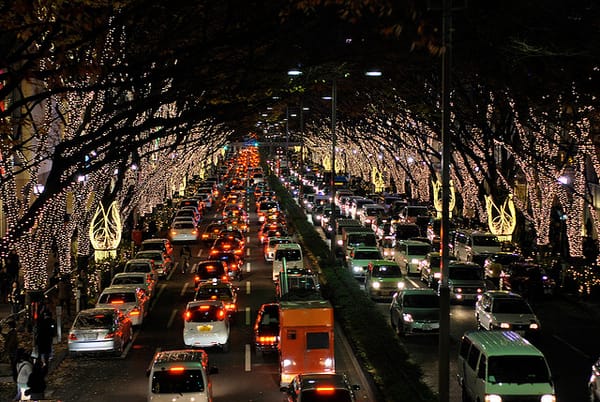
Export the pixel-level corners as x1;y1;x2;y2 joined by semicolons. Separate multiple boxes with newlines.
84;334;97;340
198;325;212;332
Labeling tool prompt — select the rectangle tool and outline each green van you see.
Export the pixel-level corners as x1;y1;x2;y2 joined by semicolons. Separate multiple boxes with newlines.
457;330;555;402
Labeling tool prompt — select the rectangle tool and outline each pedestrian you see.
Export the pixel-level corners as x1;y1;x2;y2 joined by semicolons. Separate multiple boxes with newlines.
5;249;19;285
25;357;46;400
8;282;21;316
0;267;9;303
75;270;88;310
57;276;72;317
13;348;32;401
35;310;56;368
2;320;18;370
180;244;192;273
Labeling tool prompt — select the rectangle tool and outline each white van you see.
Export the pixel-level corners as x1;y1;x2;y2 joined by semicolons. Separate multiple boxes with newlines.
457;331;555;402
453;229;502;263
147;349;218;402
272;243;304;282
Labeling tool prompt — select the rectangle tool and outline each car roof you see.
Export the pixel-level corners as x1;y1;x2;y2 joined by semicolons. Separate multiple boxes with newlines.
462;330;545;357
142;238;169;244
100;285;140;294
482;290;524;299
113;272;147;278
78;307;118;316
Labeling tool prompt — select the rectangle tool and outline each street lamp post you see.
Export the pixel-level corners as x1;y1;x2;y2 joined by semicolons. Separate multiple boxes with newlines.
330;78;337;265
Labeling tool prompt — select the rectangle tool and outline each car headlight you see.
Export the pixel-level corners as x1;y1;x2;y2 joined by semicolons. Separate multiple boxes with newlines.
499;322;511;329
282;359;294;368
540;395;556;402
371;281;381;289
397;281;405;289
455;288;462;293
337;240;343;246
353;265;363;273
484;395;502;402
402;313;414;323
529;322;540;330
411;258;419;264
433;272;441;279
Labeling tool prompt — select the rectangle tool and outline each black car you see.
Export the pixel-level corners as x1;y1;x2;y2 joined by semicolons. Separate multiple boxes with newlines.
281;373;360;402
253;303;279;354
194;260;227;287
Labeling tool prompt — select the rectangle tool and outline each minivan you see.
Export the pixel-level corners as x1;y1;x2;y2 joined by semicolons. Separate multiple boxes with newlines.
453;229;502;263
147;349;218;402
272;243;304;282
457;331;555;402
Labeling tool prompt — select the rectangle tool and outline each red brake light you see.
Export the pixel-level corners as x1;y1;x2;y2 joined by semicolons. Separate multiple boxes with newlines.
110;300;124;305
199;305;211;310
184;310;191;320
217;309;226;319
169;366;185;373
316;387;336;394
68;333;78;341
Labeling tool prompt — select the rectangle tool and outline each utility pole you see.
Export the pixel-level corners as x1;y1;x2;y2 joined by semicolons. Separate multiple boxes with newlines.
330;78;337;265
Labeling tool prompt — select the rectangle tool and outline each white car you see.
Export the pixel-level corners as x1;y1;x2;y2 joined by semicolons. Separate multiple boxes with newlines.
110;272;155;299
135;250;172;279
96;285;150;327
264;236;293;262
475;290;540;339
183;299;230;352
168;220;199;243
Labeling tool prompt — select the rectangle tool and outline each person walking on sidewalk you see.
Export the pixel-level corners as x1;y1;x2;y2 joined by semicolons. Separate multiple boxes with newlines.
180;244;192;273
35;310;56;368
13;348;32;401
8;282;23;316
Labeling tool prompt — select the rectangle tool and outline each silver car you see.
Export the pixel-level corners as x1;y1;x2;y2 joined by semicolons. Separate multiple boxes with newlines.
389;288;440;336
68;307;133;355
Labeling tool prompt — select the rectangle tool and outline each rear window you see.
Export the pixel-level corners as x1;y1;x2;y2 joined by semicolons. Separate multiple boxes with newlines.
407;244;432;255
112;276;144;286
269;238;292;247
141;242;165;251
151;369;205;394
473;235;500;247
75;312;114;328
124;263;151;273
195;286;233;301
174;222;195;229
353;250;381;260
197;263;225;278
98;292;137;304
275;249;302;261
185;305;222;322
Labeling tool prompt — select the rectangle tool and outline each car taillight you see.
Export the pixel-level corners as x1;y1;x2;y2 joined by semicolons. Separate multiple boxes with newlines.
129;308;140;316
257;335;277;344
217;309;226;320
68;333;78;341
104;332;116;339
184;310;191;320
316;387;335;394
225;303;236;311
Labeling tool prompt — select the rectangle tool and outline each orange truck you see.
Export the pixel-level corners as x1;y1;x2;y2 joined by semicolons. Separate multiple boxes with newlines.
278;299;335;387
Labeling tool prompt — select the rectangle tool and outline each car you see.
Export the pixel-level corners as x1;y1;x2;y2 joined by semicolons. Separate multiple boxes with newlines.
475;290;541;339
253;303;280;354
281;373;361;402
194;260;228;287
346;246;383;280
123;258;158;283
218;228;246;249
446;261;487;303
194;280;239;318
378;236;395;260
389;288;440;336
135;250;172;279
209;236;244;257
364;260;405;300
311;204;326;226
207;252;243;281
96;285;150;326
201;222;226;243
394;239;432;275
499;261;556;298
110;272;155;299
147;349;218;402
68;307;133;355
140;238;174;258
264;236;293;262
182;299;230;351
168;220;199;243
483;252;523;286
173;207;201;225
419;252;457;289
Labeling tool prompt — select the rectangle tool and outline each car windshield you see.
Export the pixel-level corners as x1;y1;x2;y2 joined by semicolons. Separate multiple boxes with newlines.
112;276;144;286
403;294;439;308
185;305;221;322
373;265;401;277
348;234;377;247
487;356;551;384
98;292;137;304
493;254;521;264
151;370;205;394
448;266;483;280
300;389;353;402
473;235;500;247
74;312;114;328
492;299;533;314
353;250;381;260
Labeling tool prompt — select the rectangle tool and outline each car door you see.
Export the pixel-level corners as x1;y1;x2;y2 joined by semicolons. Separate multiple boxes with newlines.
477;294;492;329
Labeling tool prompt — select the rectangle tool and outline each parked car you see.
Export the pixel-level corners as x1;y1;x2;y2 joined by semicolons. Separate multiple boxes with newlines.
389;288;440;336
182;299;230;352
68;307;133;355
475;290;541;340
123;258;158;283
134;250;172;279
140;238;174;258
281;373;360;402
253;302;280;354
